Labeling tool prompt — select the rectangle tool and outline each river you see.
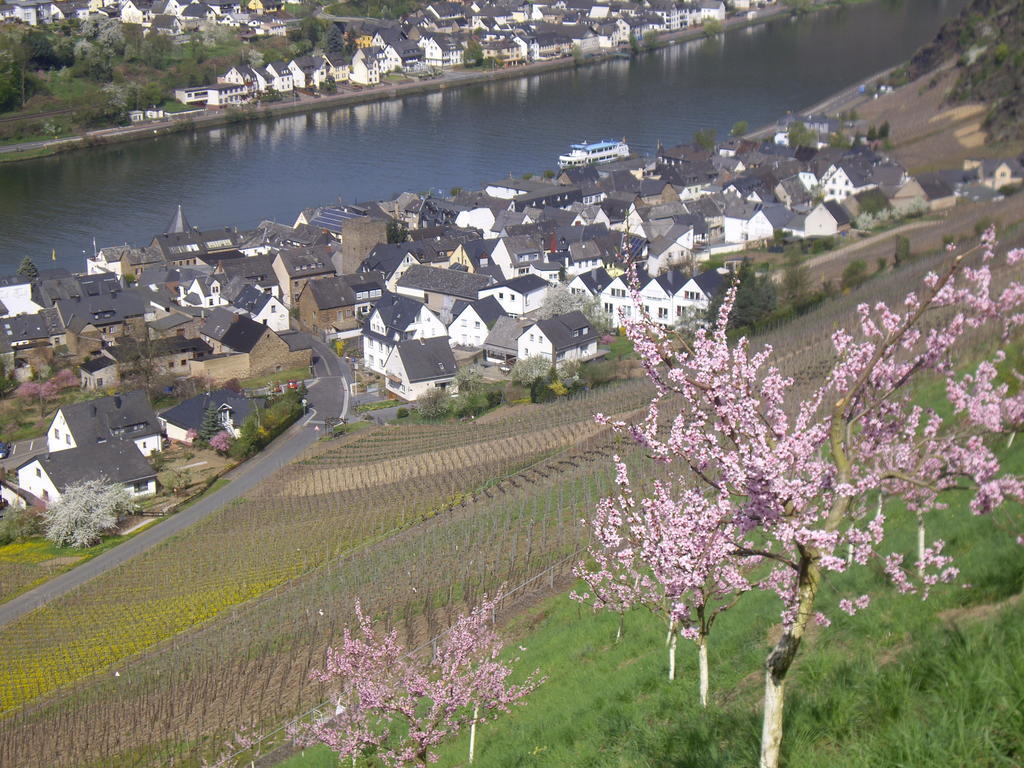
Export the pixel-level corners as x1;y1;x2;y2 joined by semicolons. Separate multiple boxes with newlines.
0;0;966;271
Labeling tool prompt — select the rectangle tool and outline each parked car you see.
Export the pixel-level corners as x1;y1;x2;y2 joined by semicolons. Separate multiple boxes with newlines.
287;379;299;390
0;442;11;459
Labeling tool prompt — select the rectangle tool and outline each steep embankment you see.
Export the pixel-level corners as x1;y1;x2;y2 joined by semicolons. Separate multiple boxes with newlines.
906;0;1024;143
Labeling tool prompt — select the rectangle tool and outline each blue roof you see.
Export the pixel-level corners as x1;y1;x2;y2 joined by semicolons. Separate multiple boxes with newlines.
570;140;622;152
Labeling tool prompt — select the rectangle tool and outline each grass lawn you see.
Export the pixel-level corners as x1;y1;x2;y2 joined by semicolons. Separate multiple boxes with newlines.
240;366;313;391
605;334;635;361
0;517;163;605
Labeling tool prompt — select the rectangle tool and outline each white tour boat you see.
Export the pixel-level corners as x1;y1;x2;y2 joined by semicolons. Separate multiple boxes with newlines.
557;138;630;168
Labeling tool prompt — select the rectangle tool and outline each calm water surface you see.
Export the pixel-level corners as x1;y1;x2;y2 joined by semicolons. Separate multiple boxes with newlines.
0;0;966;270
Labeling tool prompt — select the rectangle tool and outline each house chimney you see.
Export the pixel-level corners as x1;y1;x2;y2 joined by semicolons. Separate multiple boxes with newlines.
114;394;122;409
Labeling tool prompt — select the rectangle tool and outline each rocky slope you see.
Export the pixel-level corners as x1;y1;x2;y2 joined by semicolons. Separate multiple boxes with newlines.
906;0;1024;144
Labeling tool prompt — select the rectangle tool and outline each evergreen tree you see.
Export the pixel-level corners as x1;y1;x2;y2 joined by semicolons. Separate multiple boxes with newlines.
198;404;222;441
17;256;38;281
326;22;344;52
706;261;777;331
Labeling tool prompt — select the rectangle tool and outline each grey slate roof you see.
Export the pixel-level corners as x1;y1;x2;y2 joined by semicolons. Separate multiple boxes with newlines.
822;200;851;227
79;356;117;374
365;292;431;340
0;313;53;344
574;267;613;295
305;272;386;310
396;265;494;299
533;310;597;352
199;307;268;353
275;246;336;278
394;337;456;383
692;267;727;298
24;441;155;491
484;315;531;355
450;295;506;328
57;390;160;447
53;287;149;333
104;336;211;363
231;284;274;316
495;274;550;295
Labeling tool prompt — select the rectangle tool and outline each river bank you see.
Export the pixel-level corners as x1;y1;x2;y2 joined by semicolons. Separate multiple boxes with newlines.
0;2;811;165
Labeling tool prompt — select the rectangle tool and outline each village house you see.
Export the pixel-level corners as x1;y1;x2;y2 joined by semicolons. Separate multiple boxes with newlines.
159;388;264;443
350;47;382;85
478;274;549;316
447;295;506;348
361;292;448;375
517;310;598;363
228;284;290;332
383;337;458;401
78;336;213;391
395;265;494;323
271;246;337;307
296;272;386;338
17;441;157;504
193;307;312;381
46;390;162;457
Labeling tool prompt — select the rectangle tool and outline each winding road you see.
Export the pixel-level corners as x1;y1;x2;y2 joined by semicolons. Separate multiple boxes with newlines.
0;332;352;628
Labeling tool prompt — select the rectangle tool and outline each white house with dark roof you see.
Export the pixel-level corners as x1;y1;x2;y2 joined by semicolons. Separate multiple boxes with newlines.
821;162;877;202
447;295;507;348
517;310;598;363
46;390;162;457
230;284;289;331
567;267;613;299
478;274;549;316
396;265;494;323
17;441;156;504
350;47;382;85
362;292;448;375
177;274;229;309
383;337;458;401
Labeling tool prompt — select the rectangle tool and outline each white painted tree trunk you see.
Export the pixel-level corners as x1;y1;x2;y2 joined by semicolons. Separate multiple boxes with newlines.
917;514;926;576
1008;431;1016;449
759;670;786;768
698;634;709;708
759;558;820;768
616;612;624;644
668;630;678;682
468;703;479;764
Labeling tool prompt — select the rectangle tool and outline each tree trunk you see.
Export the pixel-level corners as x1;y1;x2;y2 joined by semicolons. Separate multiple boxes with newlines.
668;629;678;682
698;633;709;708
917;513;925;576
759;558;819;768
615;612;624;644
468;703;479;764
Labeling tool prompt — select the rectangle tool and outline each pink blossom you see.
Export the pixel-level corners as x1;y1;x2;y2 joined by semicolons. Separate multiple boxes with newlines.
291;596;543;766
209;430;232;454
579;229;1024;666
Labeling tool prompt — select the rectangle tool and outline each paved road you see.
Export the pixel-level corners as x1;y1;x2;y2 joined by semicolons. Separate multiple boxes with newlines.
0;333;352;628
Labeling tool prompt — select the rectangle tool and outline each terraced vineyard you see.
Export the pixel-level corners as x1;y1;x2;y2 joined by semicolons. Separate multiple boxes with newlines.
0;381;653;719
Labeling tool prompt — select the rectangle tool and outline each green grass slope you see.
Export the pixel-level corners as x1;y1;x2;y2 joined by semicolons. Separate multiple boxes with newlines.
280;415;1024;768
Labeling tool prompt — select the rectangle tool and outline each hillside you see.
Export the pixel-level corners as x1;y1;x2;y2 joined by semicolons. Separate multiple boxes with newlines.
906;0;1024;143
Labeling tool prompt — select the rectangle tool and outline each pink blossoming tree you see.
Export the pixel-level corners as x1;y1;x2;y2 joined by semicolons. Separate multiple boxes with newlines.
579;231;1024;767
291;595;543;766
209;430;233;454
